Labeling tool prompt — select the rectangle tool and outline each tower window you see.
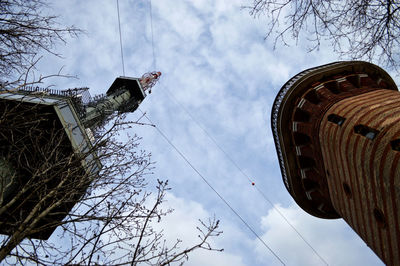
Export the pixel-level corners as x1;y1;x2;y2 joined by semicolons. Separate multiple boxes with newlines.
342;182;352;198
324;81;340;94
298;155;315;168
390;139;400;151
373;208;387;229
327;114;346;126
293;108;310;122
354;125;379;140
346;75;360;88
304;90;321;105
303;178;319;191
293;132;311;146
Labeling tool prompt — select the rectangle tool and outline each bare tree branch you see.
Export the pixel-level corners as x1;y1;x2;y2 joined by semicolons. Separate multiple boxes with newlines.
0;1;223;263
0;0;81;80
0;77;222;265
246;0;400;72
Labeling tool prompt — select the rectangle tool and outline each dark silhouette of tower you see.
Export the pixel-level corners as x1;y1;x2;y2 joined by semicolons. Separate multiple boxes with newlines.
0;73;160;239
271;61;400;265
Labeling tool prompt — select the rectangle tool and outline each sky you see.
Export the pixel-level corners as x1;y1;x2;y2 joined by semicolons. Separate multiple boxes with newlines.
34;0;390;265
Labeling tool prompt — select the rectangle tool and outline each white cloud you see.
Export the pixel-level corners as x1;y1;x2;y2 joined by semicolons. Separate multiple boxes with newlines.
25;0;391;265
255;204;384;266
153;193;246;266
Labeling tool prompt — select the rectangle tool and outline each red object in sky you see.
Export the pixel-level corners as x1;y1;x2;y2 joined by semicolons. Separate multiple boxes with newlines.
139;71;162;93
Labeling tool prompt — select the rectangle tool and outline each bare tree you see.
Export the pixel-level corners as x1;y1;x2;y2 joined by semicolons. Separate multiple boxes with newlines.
0;1;223;263
247;0;400;71
0;89;222;265
0;0;80;80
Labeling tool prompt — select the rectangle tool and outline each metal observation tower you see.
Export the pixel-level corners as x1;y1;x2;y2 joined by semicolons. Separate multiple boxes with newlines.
0;72;161;239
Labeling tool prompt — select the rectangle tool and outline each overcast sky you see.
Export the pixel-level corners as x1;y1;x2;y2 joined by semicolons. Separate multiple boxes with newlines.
36;1;389;265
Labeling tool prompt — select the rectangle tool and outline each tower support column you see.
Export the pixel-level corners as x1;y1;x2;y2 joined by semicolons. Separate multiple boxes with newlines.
271;61;400;265
319;89;400;264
